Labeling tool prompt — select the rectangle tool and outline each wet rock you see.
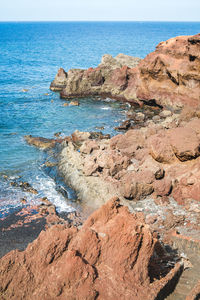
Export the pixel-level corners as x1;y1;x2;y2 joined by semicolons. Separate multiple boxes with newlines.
20;198;27;204
10;181;38;194
115;119;132;131
69;100;79;106
54;132;62;137
44;161;57;167
24;135;57;150
0;198;182;300
63;102;69;106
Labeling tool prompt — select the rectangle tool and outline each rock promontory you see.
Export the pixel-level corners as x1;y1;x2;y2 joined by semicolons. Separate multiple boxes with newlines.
50;33;200;109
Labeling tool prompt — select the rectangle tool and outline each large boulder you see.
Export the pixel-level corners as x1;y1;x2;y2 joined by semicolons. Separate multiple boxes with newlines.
0;198;182;300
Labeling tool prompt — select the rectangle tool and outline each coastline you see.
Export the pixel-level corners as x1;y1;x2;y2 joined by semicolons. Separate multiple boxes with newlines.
1;31;200;299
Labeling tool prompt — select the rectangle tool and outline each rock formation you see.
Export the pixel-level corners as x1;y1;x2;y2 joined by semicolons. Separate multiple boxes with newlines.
50;33;200;109
0;198;182;300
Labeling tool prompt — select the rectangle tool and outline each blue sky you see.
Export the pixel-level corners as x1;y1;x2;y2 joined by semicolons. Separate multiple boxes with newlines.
1;0;200;21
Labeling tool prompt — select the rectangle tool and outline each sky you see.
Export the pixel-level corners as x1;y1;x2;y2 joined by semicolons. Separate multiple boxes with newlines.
0;0;200;22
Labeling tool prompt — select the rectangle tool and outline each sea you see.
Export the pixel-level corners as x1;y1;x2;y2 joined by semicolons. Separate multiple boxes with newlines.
0;21;199;218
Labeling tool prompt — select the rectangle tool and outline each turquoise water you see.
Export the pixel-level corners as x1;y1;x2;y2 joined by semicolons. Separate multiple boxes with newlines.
0;21;199;216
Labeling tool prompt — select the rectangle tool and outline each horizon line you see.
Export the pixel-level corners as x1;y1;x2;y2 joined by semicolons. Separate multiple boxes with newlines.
0;20;200;23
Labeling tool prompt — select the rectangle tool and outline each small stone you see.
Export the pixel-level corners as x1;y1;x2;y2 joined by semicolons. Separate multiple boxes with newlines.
20;198;27;204
115;120;131;131
152;115;160;122
22;89;29;92
69;100;79;106
160;110;172;118
54;132;62;137
135;112;145;122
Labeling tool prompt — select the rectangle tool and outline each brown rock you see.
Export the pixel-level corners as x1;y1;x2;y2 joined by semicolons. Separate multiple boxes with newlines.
0;198;183;300
50;67;68;91
153;178;172;196
148;132;176;163
80;140;99;154
71;130;91;143
69;100;79;106
168;127;200;161
24;135;57;150
51;33;200;109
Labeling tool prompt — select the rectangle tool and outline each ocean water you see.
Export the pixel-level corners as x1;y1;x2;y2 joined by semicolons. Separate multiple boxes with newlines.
0;21;199;217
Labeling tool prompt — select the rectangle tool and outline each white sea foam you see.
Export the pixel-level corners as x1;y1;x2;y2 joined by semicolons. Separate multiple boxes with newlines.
101;106;112;110
34;174;75;213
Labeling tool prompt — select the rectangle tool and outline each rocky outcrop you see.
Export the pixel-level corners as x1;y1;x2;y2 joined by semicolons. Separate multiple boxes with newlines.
50;68;68;91
24;135;71;150
50;33;200;109
56;111;200;232
0;198;182;300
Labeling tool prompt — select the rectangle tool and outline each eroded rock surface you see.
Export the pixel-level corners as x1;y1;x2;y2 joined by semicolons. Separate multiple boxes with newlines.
50;33;200;109
0;198;182;300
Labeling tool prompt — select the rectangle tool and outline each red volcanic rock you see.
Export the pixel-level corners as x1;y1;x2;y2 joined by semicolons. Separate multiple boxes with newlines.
110;129;146;158
51;33;200;109
134;33;200;108
168;127;200;161
148;131;176;163
0;198;182;300
148;126;200;163
153;178;172;196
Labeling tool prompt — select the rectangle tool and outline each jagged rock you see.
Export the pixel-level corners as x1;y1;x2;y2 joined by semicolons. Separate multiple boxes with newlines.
50;67;68;91
0;198;182;300
51;33;200;109
24;135;57;149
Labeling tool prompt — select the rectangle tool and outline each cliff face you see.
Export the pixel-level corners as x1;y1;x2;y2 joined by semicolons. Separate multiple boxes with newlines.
50;33;200;109
133;33;200;108
0;198;182;300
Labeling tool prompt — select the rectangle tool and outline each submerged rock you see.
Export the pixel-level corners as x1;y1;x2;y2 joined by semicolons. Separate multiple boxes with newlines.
0;198;182;300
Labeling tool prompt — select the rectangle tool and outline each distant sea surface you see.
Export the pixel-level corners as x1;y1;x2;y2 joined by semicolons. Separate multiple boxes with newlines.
0;21;199;217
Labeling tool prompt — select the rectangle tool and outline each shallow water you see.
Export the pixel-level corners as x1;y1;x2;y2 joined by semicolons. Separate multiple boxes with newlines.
0;21;199;217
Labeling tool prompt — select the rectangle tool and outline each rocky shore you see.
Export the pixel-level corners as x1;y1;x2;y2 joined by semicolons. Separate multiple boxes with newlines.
1;33;200;299
51;33;200;109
